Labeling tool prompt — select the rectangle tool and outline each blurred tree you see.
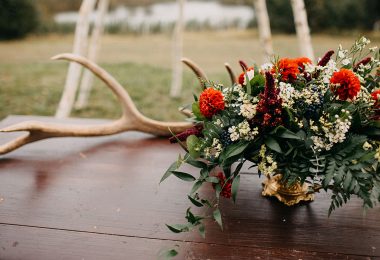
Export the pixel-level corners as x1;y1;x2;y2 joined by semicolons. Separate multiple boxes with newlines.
265;0;379;33
0;0;39;40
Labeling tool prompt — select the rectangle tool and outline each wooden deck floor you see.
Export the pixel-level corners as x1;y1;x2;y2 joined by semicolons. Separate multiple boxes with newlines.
0;116;379;260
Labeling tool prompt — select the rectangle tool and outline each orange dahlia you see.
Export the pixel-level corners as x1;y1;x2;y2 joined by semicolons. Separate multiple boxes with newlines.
199;88;225;118
330;69;361;101
275;58;299;82
294;57;312;71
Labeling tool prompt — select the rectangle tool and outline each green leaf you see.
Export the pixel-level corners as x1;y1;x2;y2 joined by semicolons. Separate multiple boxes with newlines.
233;160;245;176
349;179;358;193
186;135;201;159
221;141;249;161
158;248;178;259
333;165;345;184
201;199;213;207
166;224;189;233
192;102;205;120
213;209;223;230
215;183;221;200
188;195;203;207
185;155;208;168
323;159;336;188
198;224;206;239
271;126;302;140
369;120;380;128
284;107;296;127
343;171;352;191
171;171;196;182
200;168;209;179
160;161;178;183
264;137;282;153
205;122;222;135
231;175;240;202
190;181;203;195
250;74;265;95
250;73;265;86
168;128;188;152
185;208;197;224
205;177;219;183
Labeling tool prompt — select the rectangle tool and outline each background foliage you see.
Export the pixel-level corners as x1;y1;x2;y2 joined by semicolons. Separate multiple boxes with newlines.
266;0;380;33
0;0;39;40
1;0;379;39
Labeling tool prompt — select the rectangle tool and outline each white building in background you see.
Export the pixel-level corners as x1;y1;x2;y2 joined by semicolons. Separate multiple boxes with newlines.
55;1;254;32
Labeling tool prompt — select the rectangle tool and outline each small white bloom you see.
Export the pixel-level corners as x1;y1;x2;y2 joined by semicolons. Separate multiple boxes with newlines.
342;58;351;66
214;119;224;127
338;51;345;58
362;141;373;151
242;69;255;85
240;103;257;120
261;63;273;71
228;126;240;141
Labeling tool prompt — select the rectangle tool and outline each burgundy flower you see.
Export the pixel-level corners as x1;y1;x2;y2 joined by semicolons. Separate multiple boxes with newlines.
169;125;203;143
318;50;335;66
252;72;283;131
353;57;371;72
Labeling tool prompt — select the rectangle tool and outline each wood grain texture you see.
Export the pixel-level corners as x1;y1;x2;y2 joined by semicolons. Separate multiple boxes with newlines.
0;224;372;260
0;116;379;259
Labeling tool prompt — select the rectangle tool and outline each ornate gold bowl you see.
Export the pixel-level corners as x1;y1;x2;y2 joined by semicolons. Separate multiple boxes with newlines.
262;174;314;206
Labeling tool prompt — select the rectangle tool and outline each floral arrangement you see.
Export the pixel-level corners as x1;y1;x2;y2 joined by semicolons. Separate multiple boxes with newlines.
161;37;380;237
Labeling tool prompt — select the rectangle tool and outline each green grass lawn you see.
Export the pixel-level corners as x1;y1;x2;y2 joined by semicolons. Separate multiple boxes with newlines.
1;30;379;121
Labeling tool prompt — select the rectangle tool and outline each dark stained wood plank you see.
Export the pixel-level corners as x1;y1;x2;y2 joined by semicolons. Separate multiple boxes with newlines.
0;224;372;260
0;116;379;258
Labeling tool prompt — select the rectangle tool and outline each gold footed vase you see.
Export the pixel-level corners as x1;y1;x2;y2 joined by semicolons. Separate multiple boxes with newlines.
262;174;314;206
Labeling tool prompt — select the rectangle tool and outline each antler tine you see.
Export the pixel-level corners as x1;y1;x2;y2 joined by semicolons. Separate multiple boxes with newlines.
52;53;141;118
0;54;193;155
0;133;34;155
178;107;193;118
224;62;237;85
181;58;208;89
54;53;192;135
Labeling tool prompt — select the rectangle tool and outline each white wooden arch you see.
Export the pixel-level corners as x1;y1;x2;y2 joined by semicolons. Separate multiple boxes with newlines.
55;0;314;118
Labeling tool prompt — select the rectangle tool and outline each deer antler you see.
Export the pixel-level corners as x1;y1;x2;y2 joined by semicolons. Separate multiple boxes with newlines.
224;62;237;85
181;58;208;89
0;53;193;155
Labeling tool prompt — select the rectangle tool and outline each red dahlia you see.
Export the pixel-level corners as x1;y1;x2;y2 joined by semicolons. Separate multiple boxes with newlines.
371;89;380;120
275;58;299;82
330;69;361;101
371;89;380;107
294;57;312;72
199;88;225;118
